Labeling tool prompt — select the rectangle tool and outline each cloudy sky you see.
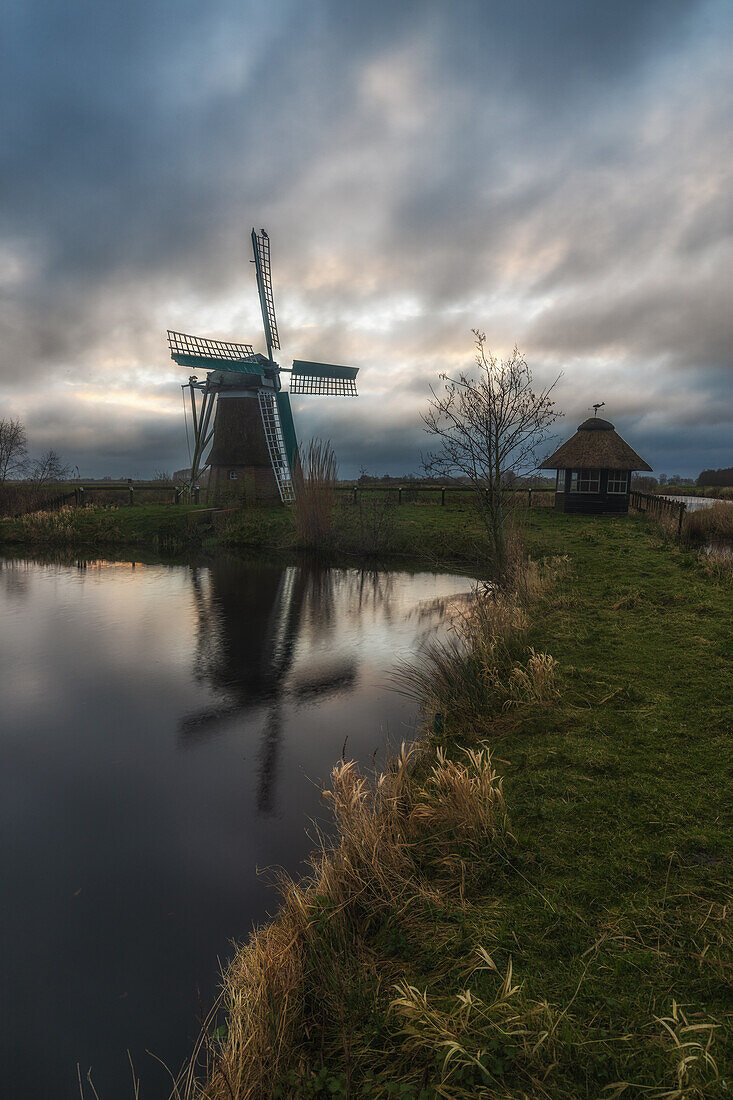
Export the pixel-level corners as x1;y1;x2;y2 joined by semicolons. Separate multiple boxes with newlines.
2;0;732;478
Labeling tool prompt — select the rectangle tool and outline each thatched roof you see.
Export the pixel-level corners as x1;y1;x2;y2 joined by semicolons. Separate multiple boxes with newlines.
540;417;652;471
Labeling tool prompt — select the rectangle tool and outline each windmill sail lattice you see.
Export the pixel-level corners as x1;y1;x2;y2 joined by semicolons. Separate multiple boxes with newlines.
290;360;358;396
167;228;360;502
168;331;256;363
252;229;280;356
258;391;295;504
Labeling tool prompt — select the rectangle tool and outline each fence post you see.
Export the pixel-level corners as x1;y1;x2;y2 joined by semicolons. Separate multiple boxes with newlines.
528;488;533;508
79;486;85;507
352;486;357;505
129;485;134;507
441;486;446;506
678;502;686;539
194;486;200;504
398;486;403;505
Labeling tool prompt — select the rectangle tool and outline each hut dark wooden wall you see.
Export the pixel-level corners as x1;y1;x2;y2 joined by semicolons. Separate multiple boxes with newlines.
554;469;631;513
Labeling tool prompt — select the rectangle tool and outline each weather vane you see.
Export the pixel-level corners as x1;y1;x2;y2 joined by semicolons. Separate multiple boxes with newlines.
591;401;605;417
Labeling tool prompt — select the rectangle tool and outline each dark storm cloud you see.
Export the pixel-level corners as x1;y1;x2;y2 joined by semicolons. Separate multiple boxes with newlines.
0;0;731;476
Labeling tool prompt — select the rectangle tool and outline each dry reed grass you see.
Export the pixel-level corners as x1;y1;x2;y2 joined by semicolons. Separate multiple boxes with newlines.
391;951;556;1096
395;548;568;727
0;482;67;517
603;1002;721;1100
12;504;122;545
698;541;733;579
682;501;733;546
505;648;559;706
411;745;509;842
182;741;511;1098
292;439;338;548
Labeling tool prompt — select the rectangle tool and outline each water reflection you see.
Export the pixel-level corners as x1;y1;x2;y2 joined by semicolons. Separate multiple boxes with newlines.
183;560;360;814
0;553;475;1099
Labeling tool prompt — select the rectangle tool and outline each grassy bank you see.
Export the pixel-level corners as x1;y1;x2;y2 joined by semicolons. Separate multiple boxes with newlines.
0;503;212;553
180;508;731;1099
0;499;500;572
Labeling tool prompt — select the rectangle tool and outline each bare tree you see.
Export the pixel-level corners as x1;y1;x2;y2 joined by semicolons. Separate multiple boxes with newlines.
422;331;562;572
0;417;28;481
31;449;70;486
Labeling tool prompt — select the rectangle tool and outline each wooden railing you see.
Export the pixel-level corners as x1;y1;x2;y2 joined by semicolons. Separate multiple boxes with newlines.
629;489;686;536
0;488;78;518
72;483;194;506
1;482;196;517
335;485;554;507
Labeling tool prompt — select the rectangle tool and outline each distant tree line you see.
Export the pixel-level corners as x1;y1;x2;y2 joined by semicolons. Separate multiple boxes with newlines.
353;470;555;489
697;467;733;487
631;474;695;491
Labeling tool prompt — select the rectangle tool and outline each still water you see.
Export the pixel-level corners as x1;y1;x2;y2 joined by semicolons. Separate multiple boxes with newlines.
661;494;733;511
0;555;475;1098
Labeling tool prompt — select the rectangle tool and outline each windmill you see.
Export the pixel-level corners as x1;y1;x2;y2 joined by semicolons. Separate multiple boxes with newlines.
167;229;359;502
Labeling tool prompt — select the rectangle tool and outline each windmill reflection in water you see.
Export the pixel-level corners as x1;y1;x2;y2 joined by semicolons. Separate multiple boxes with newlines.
180;559;368;815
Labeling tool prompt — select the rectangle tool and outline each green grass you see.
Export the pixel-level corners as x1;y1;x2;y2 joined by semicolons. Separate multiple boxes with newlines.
192;507;731;1099
478;509;732;1093
0;503;217;553
217;498;497;570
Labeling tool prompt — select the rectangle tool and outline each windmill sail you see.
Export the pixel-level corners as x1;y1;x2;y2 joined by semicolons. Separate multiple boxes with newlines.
168;330;257;371
251;229;280;358
290;360;358;396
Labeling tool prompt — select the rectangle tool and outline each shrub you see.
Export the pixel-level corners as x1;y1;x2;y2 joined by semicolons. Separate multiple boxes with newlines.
347;491;398;557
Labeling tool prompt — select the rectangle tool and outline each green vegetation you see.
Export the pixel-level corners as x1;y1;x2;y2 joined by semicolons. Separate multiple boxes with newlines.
216;496;504;570
180;509;731;1099
0;503;212;554
682;502;733;547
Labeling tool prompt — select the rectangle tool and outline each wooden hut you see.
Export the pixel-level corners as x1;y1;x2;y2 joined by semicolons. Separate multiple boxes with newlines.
540;416;652;514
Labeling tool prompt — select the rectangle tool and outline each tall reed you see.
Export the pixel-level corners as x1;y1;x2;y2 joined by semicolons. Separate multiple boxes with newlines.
395;549;568;729
681;501;733;546
292;438;338;549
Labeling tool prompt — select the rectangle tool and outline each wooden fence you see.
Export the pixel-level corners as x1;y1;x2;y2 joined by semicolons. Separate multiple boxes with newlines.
0;487;78;518
335;485;555;507
71;483;195;506
629;489;686;536
4;480;554;517
1;482;195;518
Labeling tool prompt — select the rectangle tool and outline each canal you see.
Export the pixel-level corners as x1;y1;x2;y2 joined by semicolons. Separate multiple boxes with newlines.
0;554;476;1098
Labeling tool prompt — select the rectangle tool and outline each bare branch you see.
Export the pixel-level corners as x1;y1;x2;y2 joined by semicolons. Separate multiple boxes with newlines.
421;333;563;571
0;417;28;481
